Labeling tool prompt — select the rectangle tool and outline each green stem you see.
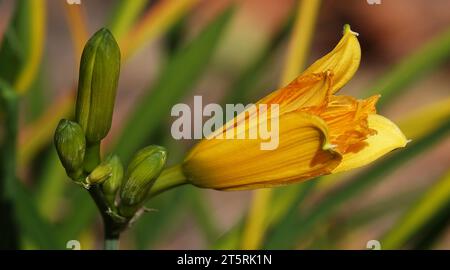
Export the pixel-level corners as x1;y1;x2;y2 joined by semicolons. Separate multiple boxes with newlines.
89;179;127;250
84;143;126;250
104;238;119;250
148;165;188;199
84;142;101;172
103;219;123;250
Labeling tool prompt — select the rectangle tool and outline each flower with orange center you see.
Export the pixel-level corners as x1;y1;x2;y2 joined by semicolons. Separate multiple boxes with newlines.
181;25;408;190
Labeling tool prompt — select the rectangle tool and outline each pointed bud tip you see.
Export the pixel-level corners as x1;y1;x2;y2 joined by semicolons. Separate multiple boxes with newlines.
92;27;114;40
56;119;73;131
97;27;110;34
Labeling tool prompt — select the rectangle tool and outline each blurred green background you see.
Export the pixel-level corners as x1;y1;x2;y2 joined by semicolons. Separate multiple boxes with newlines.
0;0;449;249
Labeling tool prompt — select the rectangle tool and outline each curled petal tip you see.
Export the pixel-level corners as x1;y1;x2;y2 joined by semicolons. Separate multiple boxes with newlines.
343;24;359;36
304;25;361;93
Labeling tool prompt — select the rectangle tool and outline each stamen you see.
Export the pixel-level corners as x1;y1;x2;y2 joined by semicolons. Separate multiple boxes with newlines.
308;94;379;154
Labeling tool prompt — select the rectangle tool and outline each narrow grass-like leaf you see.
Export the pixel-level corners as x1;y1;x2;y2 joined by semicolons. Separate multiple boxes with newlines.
63;2;89;58
13;0;45;95
0;80;20;248
213;223;243;250
35;149;68;220
410;204;450;249
121;0;199;59
13;180;61;249
0;0;29;83
399;97;450;140
23;67;46;122
108;0;148;40
188;189;220;244
1;80;59;249
381;170;450;249
341;187;422;232
280;0;321;85
367;27;450;109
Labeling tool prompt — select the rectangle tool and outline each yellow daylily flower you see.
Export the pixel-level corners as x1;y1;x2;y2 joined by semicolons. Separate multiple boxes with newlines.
182;25;408;190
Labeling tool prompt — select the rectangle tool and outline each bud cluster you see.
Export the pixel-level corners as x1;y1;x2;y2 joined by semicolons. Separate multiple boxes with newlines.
54;28;167;223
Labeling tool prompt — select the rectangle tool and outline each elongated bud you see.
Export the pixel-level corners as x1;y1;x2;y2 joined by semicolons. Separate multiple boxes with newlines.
86;160;112;186
101;155;124;208
54;119;86;180
75;28;121;144
119;146;167;217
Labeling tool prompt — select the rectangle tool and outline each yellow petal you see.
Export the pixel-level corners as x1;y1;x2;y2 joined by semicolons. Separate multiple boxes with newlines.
332;114;408;173
303;24;361;93
257;72;332;114
182;112;342;190
208;72;332;142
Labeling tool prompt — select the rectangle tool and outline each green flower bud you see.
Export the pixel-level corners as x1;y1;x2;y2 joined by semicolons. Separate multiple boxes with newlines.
119;146;167;217
75;28;121;144
86;160;112;186
101;155;124;208
54;119;86;180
